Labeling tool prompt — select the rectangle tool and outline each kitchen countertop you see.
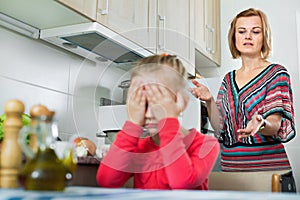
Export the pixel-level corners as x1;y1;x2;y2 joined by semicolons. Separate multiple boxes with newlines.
76;156;100;164
69;156;100;187
0;186;299;200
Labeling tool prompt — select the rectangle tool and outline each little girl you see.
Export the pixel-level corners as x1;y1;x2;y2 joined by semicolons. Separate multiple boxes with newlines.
96;54;219;190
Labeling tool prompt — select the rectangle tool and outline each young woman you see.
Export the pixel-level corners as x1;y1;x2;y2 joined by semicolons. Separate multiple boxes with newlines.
96;54;220;189
191;8;296;172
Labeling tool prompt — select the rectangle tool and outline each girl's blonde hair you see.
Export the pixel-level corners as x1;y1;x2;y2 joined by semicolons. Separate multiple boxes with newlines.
131;54;188;90
228;8;272;59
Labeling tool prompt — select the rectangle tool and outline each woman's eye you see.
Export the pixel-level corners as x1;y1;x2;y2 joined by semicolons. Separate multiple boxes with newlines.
238;30;246;34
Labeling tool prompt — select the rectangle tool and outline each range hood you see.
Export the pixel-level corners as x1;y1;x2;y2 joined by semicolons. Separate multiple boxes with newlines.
40;22;153;64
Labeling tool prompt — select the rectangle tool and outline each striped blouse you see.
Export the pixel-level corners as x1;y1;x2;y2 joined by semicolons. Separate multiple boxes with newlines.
216;64;296;172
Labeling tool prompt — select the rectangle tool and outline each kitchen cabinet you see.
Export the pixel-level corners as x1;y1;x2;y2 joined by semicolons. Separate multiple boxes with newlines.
152;0;195;76
0;0;91;30
57;0;98;20
54;0;220;75
96;0;154;52
96;0;194;76
192;0;220;66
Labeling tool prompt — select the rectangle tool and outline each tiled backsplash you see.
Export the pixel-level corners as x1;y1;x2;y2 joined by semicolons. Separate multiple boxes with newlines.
0;26;127;142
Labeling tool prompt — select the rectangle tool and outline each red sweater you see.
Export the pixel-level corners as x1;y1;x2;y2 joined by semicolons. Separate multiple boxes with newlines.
96;118;219;190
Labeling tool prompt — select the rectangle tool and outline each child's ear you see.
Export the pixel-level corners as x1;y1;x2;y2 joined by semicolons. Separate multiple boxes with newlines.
177;91;190;112
182;92;190;110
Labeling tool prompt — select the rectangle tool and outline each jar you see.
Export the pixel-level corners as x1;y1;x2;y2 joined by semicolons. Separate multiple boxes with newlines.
118;80;130;104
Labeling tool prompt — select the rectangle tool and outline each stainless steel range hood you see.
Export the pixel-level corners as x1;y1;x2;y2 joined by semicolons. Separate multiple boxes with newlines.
40;22;153;64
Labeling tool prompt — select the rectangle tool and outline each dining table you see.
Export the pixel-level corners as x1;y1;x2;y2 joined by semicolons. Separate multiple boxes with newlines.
1;186;300;200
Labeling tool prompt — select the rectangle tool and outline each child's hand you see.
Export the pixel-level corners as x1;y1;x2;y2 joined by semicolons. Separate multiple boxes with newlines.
145;83;185;121
126;79;147;126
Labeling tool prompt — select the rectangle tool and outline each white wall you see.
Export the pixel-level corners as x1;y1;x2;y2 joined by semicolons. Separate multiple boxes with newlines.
221;0;300;192
0;26;127;142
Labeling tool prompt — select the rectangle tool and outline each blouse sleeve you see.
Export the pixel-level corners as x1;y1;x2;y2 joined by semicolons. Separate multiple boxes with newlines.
263;68;296;142
216;75;230;138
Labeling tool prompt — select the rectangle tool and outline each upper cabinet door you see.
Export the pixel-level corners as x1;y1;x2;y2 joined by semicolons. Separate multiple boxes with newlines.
208;0;220;65
57;0;98;20
155;0;194;76
96;0;155;50
193;0;220;66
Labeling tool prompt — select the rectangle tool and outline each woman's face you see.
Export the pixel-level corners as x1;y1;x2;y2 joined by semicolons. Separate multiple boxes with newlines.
235;16;264;57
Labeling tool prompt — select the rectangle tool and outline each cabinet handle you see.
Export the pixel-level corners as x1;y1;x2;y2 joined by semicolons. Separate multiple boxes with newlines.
158;15;166;50
99;0;109;15
205;24;215;54
205;24;212;53
211;27;215;54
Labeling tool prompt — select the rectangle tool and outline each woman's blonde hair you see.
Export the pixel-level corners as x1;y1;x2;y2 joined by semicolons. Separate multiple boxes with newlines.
131;54;188;90
228;8;272;59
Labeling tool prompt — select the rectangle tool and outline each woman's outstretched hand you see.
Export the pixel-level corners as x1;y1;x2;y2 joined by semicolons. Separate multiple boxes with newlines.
189;79;213;102
237;114;265;139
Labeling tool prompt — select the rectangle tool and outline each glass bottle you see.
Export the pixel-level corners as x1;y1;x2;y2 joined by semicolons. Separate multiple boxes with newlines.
19;111;72;191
